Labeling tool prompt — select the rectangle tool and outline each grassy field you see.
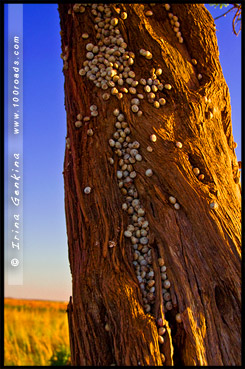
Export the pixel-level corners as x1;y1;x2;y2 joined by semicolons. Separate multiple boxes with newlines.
4;298;71;366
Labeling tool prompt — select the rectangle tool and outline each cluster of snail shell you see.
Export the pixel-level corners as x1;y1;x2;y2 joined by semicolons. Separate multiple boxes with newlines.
109;108;173;317
164;4;183;44
60;45;69;70
168;196;180;210
74;105;98;136
68;0;184;327
192;166;205;181
61;5;229;366
63;4;201;359
66;137;70;149
75;3;174;114
164;4;203;81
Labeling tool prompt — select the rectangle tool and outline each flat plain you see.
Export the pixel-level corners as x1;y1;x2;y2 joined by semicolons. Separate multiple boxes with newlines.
4;298;70;366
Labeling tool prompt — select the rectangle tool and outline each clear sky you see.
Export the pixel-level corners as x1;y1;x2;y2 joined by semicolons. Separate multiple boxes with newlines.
4;4;241;302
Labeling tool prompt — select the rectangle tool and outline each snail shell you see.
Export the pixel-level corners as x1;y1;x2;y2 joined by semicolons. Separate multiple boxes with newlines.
135;154;142;161
164;83;172;90
140;237;149;245
158;335;164;344
193;167;200;176
157;318;164;327
210;201;218;209
75;121;82;128
117;171;123;179
176;141;182;148
175;313;182;323
169;196;176;204
87;129;94;136
163;292;171;301
145;169;153;177
121;12;127;19
163;280;171;289
158;258;165;267
150;134;157;142
124;230;132;238
84;186;91;194
165;301;173;310
145;10;153;16
131;104;139;113
159;327;166;335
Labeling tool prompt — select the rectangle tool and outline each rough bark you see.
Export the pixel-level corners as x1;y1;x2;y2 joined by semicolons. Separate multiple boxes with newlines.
59;3;241;366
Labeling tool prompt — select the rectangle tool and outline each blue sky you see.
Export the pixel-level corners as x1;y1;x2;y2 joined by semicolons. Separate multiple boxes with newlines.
4;4;241;301
208;4;241;156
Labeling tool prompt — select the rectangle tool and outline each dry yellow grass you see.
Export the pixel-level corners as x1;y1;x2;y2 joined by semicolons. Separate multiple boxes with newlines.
4;298;70;366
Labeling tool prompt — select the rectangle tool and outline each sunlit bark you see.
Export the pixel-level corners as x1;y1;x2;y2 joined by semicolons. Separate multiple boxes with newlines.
60;3;241;366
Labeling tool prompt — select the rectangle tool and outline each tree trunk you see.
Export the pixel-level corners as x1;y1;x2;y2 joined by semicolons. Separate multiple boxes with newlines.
59;3;241;366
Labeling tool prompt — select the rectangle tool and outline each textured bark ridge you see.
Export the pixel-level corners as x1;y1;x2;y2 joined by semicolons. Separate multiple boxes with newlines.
59;3;241;366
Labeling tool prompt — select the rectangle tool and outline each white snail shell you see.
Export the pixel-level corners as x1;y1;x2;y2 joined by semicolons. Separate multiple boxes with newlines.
147;146;153;152
131;104;139;113
145;169;153;177
163;280;171;289
150;134;157;142
176;141;182;148
84;186;91;194
169;196;176;204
